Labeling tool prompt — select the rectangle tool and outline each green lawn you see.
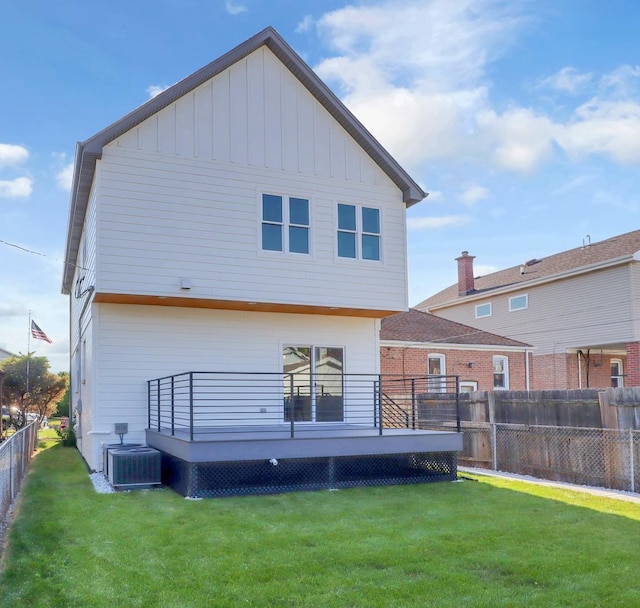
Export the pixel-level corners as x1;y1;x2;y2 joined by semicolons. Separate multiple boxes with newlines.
1;443;640;608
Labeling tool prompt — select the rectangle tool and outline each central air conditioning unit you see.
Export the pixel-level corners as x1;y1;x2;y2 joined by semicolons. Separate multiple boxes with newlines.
107;447;162;489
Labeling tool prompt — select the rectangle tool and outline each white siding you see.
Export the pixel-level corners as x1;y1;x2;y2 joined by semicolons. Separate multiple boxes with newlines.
80;304;380;469
99;46;407;312
95;147;407;310
436;265;636;354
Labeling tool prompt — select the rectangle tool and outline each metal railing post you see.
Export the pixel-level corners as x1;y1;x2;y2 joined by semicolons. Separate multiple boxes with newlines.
156;380;161;432
376;377;383;435
171;376;175;436
189;372;194;441
289;373;295;438
147;381;151;429
411;378;416;430
455;376;461;432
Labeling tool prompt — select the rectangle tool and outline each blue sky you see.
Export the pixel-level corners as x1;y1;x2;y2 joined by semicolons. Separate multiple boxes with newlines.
2;0;640;372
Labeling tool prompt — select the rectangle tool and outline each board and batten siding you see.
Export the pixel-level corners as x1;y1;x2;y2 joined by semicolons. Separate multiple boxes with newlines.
93;45;408;313
82;304;380;470
435;264;636;354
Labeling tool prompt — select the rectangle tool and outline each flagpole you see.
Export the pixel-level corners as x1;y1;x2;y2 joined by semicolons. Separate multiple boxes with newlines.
27;310;31;395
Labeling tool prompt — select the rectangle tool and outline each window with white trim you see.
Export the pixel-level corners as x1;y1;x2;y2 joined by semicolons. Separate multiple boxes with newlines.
427;354;446;393
337;203;381;261
611;359;624;388
509;294;528;312
261;194;309;254
475;302;492;318
493;355;509;389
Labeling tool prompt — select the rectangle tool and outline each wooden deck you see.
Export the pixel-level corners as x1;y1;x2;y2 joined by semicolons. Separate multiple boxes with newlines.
146;423;463;463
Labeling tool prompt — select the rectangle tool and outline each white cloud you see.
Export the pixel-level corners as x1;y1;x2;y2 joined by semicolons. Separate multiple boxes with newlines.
538;67;592;94
0;176;33;199
224;0;247;15
600;65;640;97
147;84;171;99
460;185;489;205
476;108;558;173
314;0;526;170
313;0;640;177
296;15;314;34
0;143;29;169
56;162;74;191
407;215;472;230
559;98;640;163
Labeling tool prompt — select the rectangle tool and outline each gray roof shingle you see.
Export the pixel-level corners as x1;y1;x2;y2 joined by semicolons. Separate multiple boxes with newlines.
417;229;640;309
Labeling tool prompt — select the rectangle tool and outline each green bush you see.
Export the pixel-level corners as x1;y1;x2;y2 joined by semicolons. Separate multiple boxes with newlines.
55;424;76;447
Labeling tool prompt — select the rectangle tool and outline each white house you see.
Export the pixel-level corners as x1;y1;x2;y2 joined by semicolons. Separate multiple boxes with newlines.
62;28;437;479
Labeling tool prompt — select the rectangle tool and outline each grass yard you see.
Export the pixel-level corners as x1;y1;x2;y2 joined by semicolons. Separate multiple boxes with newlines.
1;444;640;608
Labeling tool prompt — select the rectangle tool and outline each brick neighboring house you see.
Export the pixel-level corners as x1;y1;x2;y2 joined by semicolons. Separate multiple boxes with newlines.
381;309;532;392
416;229;640;389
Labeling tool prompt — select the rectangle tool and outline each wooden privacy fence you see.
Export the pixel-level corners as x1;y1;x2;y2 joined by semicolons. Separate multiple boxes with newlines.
458;422;640;494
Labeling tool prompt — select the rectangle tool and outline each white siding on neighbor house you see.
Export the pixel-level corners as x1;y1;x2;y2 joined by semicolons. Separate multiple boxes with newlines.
630;262;640;342
97;45;408;313
81;304;380;470
435;265;636;354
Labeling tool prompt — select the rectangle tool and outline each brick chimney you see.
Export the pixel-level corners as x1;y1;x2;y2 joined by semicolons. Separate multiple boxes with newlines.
456;251;476;296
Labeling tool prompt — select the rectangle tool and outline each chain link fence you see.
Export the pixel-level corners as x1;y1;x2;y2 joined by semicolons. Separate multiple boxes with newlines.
0;421;39;522
459;422;640;494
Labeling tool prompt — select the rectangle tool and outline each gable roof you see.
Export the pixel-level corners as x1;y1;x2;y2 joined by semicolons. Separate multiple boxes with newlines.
62;26;427;294
418;229;640;310
381;309;530;348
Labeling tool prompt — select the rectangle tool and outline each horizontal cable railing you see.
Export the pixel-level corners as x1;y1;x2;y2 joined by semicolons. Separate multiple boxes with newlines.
147;372;461;439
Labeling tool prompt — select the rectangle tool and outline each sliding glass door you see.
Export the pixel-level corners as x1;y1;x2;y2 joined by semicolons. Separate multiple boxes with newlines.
283;346;344;422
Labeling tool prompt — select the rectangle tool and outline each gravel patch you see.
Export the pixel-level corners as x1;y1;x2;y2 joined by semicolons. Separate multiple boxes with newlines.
89;472;115;494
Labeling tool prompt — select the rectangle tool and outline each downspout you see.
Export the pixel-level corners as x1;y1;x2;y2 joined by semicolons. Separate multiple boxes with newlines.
577;351;583;389
525;349;531;391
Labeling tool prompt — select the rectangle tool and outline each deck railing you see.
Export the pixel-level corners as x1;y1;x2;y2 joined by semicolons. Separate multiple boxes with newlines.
147;372;461;439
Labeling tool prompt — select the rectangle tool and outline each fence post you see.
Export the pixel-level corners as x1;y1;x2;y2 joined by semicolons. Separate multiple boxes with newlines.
491;423;497;471
630;429;635;494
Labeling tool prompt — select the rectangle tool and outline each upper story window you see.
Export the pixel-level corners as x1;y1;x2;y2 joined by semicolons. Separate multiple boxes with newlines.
493;355;509;389
509;294;528;312
337;204;381;261
475;302;492;318
262;194;309;254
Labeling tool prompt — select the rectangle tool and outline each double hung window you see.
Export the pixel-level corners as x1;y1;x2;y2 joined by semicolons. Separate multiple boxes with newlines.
262;194;309;254
493;356;509;389
337;204;381;261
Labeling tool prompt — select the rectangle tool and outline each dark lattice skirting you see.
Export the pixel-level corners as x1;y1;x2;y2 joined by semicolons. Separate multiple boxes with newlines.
160;451;458;498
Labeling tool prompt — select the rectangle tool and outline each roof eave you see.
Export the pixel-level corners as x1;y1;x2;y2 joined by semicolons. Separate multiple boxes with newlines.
380;339;532;352
61;27;427;293
427;253;637;312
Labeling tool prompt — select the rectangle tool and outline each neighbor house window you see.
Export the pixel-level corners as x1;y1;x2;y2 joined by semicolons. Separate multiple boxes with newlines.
427;354;446;393
509;294;528;312
262;194;309;254
493;356;509;389
337;204;381;260
475;302;492;318
611;359;624;388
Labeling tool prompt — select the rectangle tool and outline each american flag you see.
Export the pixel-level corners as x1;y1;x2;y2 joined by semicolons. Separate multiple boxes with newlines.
31;320;53;344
